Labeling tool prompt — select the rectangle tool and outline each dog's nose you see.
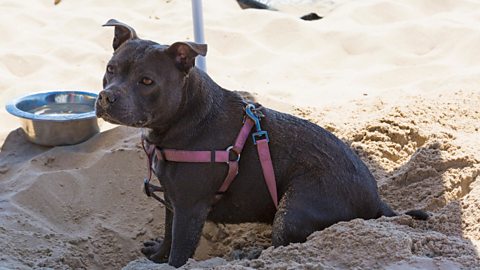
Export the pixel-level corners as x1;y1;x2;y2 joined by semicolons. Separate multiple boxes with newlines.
98;90;116;105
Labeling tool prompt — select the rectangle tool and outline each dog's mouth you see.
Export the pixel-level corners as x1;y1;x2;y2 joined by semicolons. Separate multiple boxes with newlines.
96;110;122;125
96;106;151;128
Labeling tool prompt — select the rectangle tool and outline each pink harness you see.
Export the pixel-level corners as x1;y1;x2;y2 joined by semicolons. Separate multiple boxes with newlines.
141;104;278;209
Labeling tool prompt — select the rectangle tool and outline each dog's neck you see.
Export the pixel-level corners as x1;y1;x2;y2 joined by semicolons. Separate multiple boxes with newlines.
144;68;244;147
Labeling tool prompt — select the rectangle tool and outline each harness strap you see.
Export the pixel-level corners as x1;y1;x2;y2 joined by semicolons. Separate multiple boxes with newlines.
217;160;239;193
155;149;230;163
153;119;254;164
142;139;156;186
142;106;279;209
141;140;173;211
256;139;278;208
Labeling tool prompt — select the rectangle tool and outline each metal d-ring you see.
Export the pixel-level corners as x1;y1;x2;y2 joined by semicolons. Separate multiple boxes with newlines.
226;146;241;163
143;178;152;197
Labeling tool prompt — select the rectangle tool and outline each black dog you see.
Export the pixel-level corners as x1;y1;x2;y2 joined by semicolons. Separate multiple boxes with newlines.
96;19;427;267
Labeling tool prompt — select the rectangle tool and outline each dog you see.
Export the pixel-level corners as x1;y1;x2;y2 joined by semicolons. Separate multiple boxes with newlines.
95;19;428;267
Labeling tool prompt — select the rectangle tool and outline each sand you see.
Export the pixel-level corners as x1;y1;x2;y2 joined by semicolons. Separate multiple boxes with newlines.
1;0;480;269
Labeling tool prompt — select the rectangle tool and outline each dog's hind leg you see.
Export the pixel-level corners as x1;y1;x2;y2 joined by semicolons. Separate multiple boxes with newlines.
271;179;355;247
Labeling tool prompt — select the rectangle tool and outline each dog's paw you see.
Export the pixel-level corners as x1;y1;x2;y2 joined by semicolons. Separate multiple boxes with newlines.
141;238;169;263
141;239;160;256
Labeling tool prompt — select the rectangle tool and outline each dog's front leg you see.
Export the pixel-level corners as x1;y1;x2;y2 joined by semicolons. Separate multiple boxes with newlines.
142;199;173;263
168;203;209;267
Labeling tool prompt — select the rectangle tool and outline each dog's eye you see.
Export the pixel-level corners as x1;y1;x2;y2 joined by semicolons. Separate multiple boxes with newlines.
141;77;153;86
106;65;114;74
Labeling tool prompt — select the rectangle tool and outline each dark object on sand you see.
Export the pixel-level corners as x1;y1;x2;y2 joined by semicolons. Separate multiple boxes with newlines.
97;19;429;268
301;12;323;21
237;0;270;10
236;0;322;21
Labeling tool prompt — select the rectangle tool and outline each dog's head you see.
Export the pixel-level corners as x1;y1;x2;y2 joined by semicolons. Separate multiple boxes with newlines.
95;19;207;128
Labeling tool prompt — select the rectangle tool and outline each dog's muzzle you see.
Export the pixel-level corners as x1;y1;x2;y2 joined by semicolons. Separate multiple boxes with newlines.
97;90;116;107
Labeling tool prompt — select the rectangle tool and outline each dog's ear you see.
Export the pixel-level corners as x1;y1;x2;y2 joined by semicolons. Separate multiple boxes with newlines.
102;19;138;50
166;42;207;72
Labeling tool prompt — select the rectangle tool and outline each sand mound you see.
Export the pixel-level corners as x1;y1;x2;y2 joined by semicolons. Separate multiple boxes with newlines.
0;127;165;269
245;216;476;269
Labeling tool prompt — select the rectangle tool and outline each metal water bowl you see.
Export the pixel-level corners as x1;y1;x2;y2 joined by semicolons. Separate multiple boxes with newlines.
5;91;99;146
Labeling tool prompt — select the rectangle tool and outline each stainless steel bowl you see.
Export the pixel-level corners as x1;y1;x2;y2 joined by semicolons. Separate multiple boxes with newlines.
5;91;99;146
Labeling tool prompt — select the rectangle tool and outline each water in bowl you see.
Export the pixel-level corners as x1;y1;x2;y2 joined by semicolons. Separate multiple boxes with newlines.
29;103;94;116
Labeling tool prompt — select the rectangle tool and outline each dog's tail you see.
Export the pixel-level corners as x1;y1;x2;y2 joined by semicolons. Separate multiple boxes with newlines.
404;209;430;220
380;201;429;220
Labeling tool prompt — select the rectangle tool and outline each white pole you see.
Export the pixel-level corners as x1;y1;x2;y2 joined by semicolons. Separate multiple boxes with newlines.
191;0;207;72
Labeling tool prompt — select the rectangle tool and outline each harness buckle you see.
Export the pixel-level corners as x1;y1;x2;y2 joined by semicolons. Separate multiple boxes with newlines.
226;146;241;163
143;178;152;197
245;104;269;145
252;131;269;144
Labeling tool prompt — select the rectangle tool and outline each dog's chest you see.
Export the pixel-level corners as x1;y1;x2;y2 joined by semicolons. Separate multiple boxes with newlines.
151;157;167;184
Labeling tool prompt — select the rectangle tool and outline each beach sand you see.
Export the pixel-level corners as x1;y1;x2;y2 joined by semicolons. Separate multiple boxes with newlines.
1;0;480;269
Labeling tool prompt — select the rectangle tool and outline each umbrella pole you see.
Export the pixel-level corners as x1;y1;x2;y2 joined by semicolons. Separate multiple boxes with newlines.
191;0;207;71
